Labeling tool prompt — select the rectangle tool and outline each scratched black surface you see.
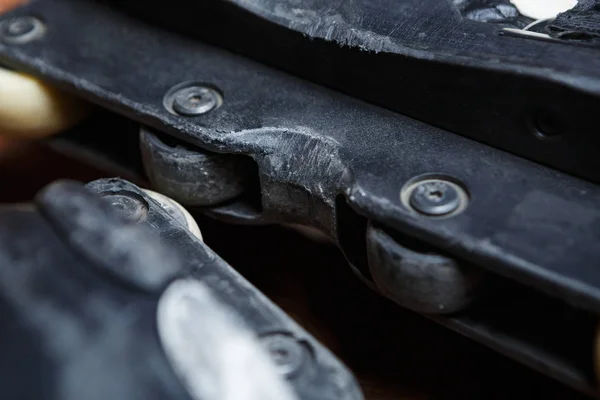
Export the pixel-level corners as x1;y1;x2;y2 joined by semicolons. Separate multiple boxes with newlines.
109;0;600;184
2;0;600;318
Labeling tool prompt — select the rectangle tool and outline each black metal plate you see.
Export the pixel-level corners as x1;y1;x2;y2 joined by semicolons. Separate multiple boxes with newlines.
2;0;600;316
109;0;600;183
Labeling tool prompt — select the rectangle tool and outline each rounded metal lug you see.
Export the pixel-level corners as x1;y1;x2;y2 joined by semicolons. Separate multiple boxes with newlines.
140;127;250;206
367;224;483;314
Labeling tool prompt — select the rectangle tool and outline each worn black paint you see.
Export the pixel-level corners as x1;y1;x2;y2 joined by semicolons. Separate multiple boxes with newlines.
2;0;599;313
110;0;600;183
2;0;600;394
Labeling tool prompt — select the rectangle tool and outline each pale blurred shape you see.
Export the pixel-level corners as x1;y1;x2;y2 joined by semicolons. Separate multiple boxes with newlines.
510;0;578;20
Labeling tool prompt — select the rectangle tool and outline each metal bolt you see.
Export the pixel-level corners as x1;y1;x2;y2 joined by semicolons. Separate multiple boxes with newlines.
408;179;464;217
167;85;220;116
103;192;148;223
260;333;305;377
0;16;45;44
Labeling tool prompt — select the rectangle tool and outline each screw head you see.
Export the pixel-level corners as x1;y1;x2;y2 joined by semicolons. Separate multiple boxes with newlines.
408;179;463;217
0;16;45;44
103;192;148;223
261;333;305;377
168;85;220;116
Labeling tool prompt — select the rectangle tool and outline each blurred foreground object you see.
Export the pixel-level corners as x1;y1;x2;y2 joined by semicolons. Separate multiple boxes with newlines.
0;67;90;138
0;178;362;400
510;0;578;20
0;0;90;138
